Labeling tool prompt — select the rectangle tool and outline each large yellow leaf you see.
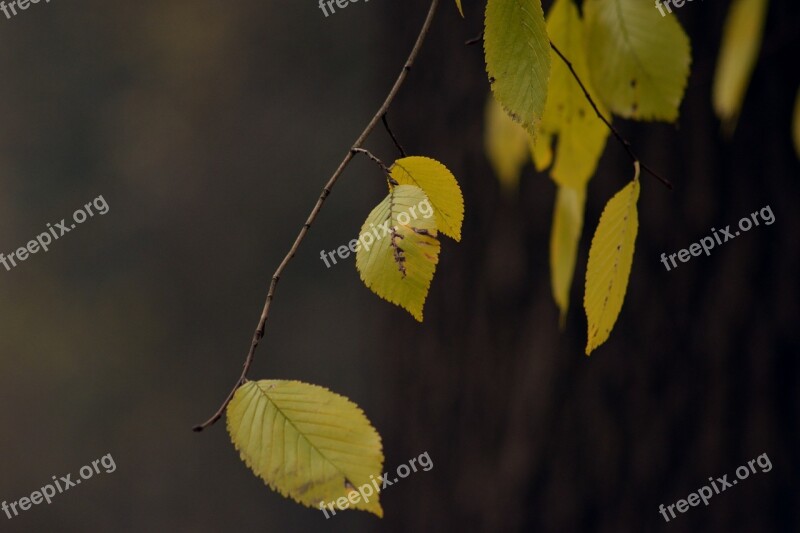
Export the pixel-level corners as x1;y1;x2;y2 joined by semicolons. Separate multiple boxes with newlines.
484;0;551;134
712;0;769;132
550;185;586;327
227;380;384;516
356;184;441;321
584;0;691;122
543;0;610;189
390;156;464;241
584;168;640;355
484;95;531;191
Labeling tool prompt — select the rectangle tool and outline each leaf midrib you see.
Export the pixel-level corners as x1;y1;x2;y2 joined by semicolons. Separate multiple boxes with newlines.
253;382;359;486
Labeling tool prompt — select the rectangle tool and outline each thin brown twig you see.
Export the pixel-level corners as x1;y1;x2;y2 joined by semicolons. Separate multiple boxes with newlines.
381;113;407;158
193;0;441;432
548;41;672;189
352;147;391;174
464;32;483;46
352;148;400;187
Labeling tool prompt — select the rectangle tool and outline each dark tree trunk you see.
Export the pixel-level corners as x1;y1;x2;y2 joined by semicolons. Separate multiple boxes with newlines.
379;1;800;531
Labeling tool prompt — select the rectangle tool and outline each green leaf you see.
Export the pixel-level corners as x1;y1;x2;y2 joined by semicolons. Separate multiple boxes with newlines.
356;184;441;321
550;184;586;327
584;0;691;122
227;380;384;516
484;94;531;191
542;0;610;188
390;156;464;241
712;0;769;132
484;0;551;134
584;166;640;355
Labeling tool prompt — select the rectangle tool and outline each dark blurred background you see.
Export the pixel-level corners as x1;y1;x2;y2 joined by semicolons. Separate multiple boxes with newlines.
0;0;797;531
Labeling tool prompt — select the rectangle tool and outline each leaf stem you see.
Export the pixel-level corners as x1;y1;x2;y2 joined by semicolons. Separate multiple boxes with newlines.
193;0;441;432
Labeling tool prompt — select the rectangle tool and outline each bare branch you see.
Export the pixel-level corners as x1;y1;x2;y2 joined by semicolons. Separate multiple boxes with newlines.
193;0;441;432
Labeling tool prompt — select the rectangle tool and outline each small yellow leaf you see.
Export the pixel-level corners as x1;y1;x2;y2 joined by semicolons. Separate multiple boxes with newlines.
356;185;441;321
543;0;609;188
584;166;640;355
455;0;464;17
550;185;586;327
227;380;384;516
584;0;691;122
530;131;553;171
484;95;531;191
712;0;769;132
390;156;464;241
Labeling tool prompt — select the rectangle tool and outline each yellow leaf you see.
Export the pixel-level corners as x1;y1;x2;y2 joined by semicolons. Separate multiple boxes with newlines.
712;0;769;132
484;0;551;134
543;0;610;188
584;166;640;355
550;184;586;327
484;95;531;191
584;0;691;122
794;87;800;159
550;121;609;189
390;156;464;241
356;184;441;321
455;0;464;17
227;380;384;516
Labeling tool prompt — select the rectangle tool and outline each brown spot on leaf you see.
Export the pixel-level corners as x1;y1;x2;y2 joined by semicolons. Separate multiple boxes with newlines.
390;228;407;277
